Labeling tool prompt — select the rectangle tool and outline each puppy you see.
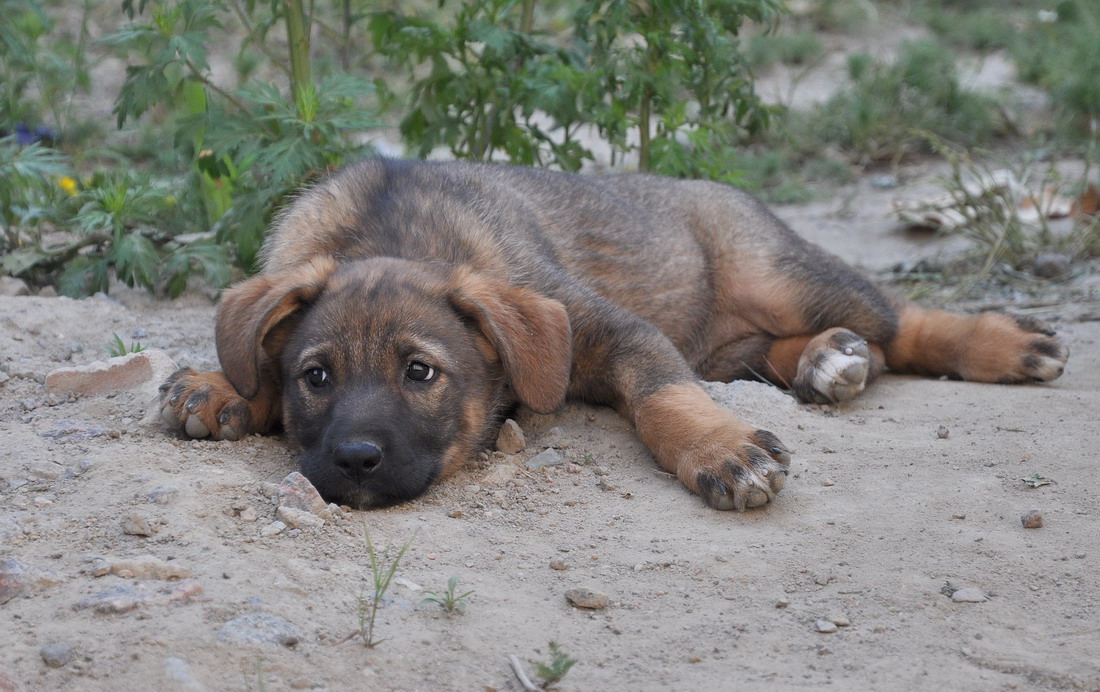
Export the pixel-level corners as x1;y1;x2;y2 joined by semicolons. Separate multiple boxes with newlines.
160;159;1069;510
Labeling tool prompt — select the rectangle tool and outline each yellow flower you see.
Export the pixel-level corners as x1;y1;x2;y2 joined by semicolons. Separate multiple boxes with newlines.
59;176;78;196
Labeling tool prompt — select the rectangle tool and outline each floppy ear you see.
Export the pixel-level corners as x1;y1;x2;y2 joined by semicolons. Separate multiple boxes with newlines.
215;257;337;399
449;270;573;414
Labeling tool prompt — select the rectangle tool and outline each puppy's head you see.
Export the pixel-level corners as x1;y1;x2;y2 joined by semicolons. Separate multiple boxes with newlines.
217;258;572;508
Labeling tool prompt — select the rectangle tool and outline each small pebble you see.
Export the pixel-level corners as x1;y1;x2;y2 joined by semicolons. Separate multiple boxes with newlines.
0;558;30;605
121;513;157;537
827;611;850;627
239;507;258;523
869;174;899;189
775;598;790;609
276;506;325;529
1021;509;1043;529
147;485;180;505
814;619;838;633
39;643;73;669
951;587;987;603
163;657;202;689
936;425;949;439
276;472;327;515
217;614;302;648
525;448;564;470
260;521;287;537
1032;253;1071;280
549;558;568;571
495;419;526;455
565;587;609;610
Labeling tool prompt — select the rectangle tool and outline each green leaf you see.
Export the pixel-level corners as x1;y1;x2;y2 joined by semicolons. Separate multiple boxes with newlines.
1021;474;1053;488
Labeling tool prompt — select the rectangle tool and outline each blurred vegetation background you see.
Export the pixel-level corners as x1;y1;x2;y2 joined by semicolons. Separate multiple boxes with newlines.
1;0;1097;297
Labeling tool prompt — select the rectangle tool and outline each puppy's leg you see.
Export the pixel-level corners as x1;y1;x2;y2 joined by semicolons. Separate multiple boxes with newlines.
159;368;281;441
569;302;791;511
885;305;1068;383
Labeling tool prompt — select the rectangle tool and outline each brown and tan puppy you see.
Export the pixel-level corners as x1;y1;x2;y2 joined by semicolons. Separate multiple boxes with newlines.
160;159;1069;510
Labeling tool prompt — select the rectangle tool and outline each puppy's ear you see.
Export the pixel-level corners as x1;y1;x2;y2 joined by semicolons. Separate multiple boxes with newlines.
449;270;572;414
215;257;336;399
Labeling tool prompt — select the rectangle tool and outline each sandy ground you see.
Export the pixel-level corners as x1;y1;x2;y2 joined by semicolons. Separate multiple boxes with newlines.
1;166;1099;692
3;7;1100;687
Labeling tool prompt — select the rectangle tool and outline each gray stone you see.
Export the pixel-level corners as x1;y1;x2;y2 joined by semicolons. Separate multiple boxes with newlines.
1021;509;1043;529
40;643;74;669
73;579;203;614
260;521;287;537
40;419;108;441
39;643;73;668
217;613;302;648
26;461;66;480
0;557;30;604
1032;253;1072;280
525;448;564;470
951;587;988;603
0;276;30;297
148;485;181;505
814;619;838;633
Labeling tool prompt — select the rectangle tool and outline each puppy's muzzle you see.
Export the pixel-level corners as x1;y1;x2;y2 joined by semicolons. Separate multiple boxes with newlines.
332;440;383;482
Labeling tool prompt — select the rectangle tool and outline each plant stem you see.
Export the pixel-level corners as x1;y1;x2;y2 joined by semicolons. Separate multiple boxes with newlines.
285;0;314;114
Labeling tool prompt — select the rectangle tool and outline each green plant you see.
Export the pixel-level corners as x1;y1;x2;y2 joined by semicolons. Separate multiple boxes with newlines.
104;332;146;357
896;134;1100;290
0;0;92;135
804;39;996;162
1010;0;1100;134
745;30;825;68
371;0;785;180
534;641;577;689
421;576;475;613
105;0;379;270
356;526;413;648
922;6;1018;53
369;0;595;171
0;136;69;253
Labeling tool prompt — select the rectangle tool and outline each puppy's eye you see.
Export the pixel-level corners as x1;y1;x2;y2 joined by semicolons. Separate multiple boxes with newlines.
405;361;436;382
304;367;330;389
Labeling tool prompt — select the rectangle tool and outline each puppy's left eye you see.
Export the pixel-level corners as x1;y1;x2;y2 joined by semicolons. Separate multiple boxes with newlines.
405;361;436;382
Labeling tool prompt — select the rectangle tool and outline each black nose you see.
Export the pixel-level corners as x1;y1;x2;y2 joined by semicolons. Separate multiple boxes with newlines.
332;441;383;481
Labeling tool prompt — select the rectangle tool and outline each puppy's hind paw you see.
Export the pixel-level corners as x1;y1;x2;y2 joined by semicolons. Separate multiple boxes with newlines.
792;329;871;404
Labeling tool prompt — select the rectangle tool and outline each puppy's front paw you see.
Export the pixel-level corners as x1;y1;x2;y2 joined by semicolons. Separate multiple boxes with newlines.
792;328;871;404
159;368;257;441
687;427;792;511
635;384;793;511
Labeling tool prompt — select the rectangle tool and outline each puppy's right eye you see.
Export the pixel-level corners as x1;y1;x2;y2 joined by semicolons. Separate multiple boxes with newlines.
304;367;330;389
